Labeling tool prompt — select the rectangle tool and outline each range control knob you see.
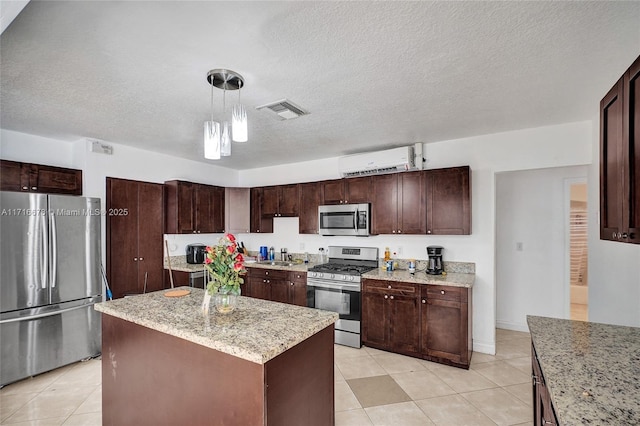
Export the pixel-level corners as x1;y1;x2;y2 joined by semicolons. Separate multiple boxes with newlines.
349;276;355;281
330;274;335;279
341;275;347;281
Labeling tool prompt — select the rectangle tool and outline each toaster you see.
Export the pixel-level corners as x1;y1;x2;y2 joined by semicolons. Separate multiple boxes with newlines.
186;244;207;264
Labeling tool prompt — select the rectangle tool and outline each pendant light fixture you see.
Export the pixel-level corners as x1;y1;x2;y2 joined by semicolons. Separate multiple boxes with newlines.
204;69;246;160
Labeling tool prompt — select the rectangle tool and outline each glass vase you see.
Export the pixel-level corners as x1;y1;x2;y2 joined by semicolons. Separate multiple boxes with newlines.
213;290;239;314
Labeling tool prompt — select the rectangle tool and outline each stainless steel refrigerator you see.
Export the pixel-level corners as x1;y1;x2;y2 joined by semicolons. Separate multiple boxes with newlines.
0;192;102;386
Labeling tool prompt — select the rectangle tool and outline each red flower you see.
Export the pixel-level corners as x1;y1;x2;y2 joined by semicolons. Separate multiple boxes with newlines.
226;243;236;255
235;253;244;263
233;261;243;272
225;233;236;243
205;257;212;264
206;246;213;254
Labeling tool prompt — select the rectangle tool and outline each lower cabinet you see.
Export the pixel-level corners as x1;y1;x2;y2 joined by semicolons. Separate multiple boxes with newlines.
362;279;472;369
245;267;307;306
532;344;559;425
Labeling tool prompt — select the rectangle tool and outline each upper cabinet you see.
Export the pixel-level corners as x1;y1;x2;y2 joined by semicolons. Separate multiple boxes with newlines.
299;181;323;234
262;184;299;217
250;187;273;233
371;171;427;235
322;176;372;205
599;54;639;244
165;180;225;234
0;160;82;195
425;166;471;235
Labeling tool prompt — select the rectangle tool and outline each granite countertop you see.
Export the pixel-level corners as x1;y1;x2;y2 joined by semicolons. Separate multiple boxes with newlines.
363;268;475;288
527;316;640;425
164;255;206;273
95;287;338;365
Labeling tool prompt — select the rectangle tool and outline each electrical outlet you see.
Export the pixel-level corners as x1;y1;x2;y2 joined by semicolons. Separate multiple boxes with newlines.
397;246;403;255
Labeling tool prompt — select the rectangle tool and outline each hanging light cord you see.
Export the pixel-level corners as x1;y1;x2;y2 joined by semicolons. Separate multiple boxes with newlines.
209;76;214;131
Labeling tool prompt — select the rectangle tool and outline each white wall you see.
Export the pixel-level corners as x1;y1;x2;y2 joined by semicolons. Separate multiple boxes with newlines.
0;120;593;354
495;166;588;332
586;111;640;327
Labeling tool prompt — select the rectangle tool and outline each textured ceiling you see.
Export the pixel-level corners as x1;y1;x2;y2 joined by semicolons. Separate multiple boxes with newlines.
1;1;639;170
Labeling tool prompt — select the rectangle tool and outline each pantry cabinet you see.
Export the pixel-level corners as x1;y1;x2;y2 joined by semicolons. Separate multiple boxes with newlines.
0;160;82;195
107;178;165;299
362;278;472;369
164;180;225;234
600;54;639;244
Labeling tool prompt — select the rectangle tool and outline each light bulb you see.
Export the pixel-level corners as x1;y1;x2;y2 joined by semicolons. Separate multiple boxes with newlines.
204;121;221;160
232;104;248;142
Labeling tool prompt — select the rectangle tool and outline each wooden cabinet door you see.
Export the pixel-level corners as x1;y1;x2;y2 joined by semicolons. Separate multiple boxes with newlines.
600;78;625;242
107;178;141;299
0;160;25;191
29;164;82;195
422;298;465;364
398;171;426;234
372;174;398;234
623;56;640;244
299;182;323;234
250;187;273;233
362;291;389;347
289;272;307;306
137;182;165;293
196;185;224;233
261;186;279;217
250;276;270;300
389;294;420;354
426;167;471;235
345;176;372;204
279;184;299;217
269;279;290;304
322;179;345;204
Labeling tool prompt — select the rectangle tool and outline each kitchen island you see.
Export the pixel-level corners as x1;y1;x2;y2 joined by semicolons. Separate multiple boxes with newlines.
95;288;338;426
528;316;640;425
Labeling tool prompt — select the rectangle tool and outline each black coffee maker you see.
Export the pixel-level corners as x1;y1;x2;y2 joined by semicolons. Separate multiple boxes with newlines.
426;246;444;275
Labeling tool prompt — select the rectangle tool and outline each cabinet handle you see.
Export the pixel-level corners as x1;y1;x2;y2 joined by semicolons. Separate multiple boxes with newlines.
422;299;426;303
265;271;269;275
427;230;432;234
398;230;402;234
542;421;556;425
31;186;37;190
263;279;266;283
532;374;540;385
622;232;629;238
339;201;343;204
290;282;294;286
392;230;396;234
22;186;28;190
384;295;388;299
387;285;392;289
267;280;270;283
133;258;138;261
617;232;622;239
139;257;144;261
441;290;445;295
612;232;617;239
390;295;394;300
257;230;260;233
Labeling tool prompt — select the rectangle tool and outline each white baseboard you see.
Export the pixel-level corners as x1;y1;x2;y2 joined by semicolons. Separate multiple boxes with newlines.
472;340;496;355
496;320;530;333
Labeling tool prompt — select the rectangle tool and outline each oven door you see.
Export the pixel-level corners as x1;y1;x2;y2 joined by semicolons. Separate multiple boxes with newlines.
307;278;361;347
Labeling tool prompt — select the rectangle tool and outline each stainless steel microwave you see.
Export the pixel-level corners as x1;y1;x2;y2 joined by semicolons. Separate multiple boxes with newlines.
318;203;371;236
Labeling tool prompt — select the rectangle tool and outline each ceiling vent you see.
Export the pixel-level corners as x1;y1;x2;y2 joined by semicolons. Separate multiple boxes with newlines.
338;146;418;178
256;99;309;120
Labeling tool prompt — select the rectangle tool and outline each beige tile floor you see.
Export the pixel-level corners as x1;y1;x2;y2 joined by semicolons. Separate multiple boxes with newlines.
0;329;533;425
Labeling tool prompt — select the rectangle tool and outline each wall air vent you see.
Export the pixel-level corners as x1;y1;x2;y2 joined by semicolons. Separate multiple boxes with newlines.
256;99;309;120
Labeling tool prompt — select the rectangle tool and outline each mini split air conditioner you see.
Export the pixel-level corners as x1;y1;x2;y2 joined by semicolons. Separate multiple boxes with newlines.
338;145;421;178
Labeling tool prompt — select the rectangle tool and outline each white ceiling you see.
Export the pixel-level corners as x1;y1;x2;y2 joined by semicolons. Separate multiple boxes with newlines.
1;1;639;170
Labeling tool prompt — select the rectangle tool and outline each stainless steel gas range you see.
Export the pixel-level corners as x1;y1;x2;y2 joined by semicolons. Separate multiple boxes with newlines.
306;246;378;348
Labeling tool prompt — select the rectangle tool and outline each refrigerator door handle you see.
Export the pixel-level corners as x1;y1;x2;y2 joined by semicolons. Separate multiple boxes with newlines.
40;212;48;289
49;209;57;288
0;303;97;324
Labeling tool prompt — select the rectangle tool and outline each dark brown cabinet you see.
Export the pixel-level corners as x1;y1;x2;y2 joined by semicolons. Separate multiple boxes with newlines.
362;280;420;355
532;344;559;426
165;180;224;234
362;279;472;369
372;171;426;235
164;270;190;288
262;184;299;218
0;160;82;195
107;178;165;299
600;54;639;244
322;177;372;205
245;267;307;306
298;181;323;234
420;285;471;367
250;187;273;233
425;166;471;235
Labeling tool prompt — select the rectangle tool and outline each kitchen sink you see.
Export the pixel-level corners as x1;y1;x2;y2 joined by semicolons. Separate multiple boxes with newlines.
256;260;295;267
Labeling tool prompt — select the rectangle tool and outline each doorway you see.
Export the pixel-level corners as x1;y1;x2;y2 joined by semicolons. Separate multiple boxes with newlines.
568;182;588;321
